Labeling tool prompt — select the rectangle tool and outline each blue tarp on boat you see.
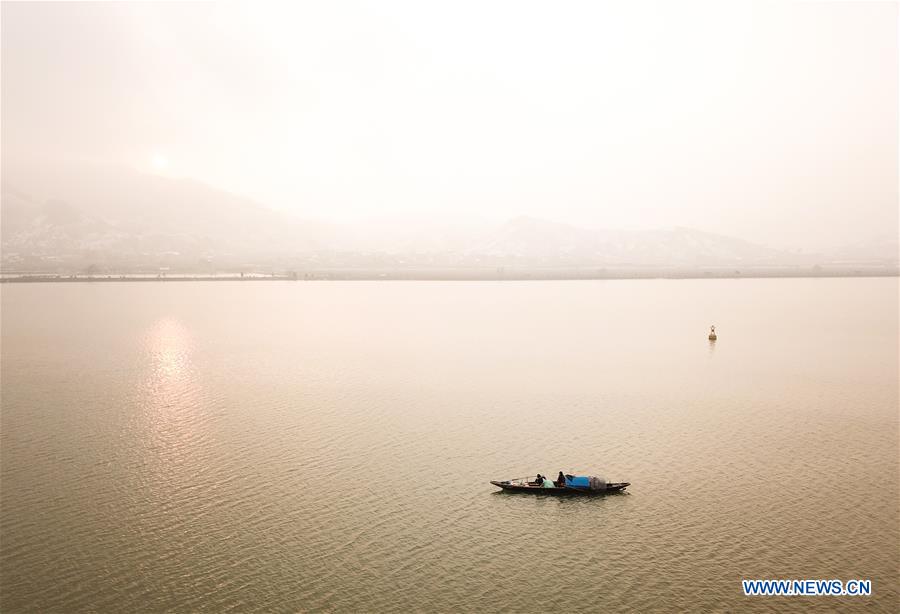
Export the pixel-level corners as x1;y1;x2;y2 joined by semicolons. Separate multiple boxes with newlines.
566;476;590;488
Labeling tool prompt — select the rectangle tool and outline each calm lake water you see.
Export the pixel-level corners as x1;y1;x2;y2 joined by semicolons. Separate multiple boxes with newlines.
1;278;898;612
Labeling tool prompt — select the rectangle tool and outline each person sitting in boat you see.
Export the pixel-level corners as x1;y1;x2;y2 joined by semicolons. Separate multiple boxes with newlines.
542;476;556;488
555;471;566;487
530;474;544;486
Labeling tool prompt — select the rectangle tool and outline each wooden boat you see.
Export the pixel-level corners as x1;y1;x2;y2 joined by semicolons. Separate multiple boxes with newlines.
490;476;629;495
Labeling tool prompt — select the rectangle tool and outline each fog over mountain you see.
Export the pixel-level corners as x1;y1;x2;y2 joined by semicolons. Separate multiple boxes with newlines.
3;2;897;261
2;163;316;268
3;163;896;275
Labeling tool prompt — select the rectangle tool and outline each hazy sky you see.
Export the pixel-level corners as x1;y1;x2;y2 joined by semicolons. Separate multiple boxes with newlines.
2;1;897;249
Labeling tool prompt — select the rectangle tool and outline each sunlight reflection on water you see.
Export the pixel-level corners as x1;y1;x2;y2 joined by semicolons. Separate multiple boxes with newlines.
1;279;897;613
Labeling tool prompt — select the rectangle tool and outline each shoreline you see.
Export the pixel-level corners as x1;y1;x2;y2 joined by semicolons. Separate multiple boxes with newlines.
2;269;897;283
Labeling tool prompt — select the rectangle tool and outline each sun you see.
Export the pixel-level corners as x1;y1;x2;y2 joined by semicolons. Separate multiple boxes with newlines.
151;154;169;171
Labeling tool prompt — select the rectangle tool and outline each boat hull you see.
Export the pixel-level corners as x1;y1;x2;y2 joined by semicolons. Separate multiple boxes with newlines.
490;481;629;495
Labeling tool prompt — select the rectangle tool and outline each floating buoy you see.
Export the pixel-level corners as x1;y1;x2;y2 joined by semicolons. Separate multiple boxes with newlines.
708;325;717;341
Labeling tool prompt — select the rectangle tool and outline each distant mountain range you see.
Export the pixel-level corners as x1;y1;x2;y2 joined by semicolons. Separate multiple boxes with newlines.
462;216;787;267
2;163;897;274
2;164;315;270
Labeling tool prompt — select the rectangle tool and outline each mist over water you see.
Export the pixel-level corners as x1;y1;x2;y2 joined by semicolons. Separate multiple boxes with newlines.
2;278;897;612
2;1;898;610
